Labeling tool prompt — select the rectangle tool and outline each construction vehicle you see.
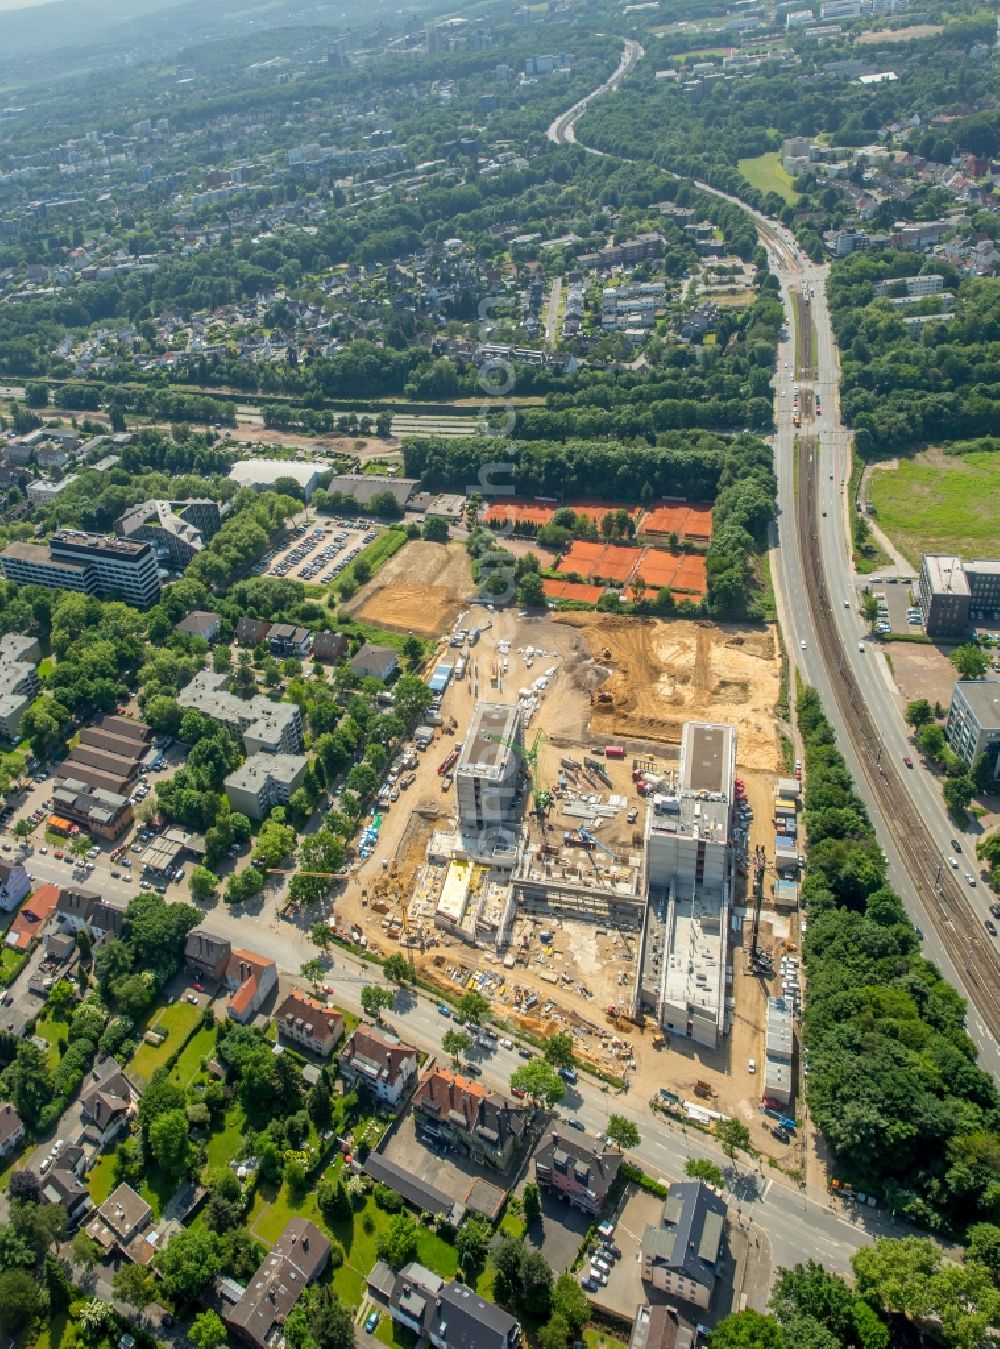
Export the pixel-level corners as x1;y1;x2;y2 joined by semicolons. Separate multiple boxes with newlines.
487;727;550;819
437;748;460;777
694;1080;714;1099
580;828;618;861
591;690;613;705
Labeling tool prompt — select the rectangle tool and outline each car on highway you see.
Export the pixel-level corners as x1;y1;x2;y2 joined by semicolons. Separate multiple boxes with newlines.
986;920;997;937
948;856;959;869
844;599;850;607
951;839;962;852
903;755;913;769
858;642;864;653
800;639;807;650
965;873;977;887
990;903;1000;919
436;1004;451;1018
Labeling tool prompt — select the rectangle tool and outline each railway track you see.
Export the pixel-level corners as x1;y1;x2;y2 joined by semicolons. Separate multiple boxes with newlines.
796;440;1000;1042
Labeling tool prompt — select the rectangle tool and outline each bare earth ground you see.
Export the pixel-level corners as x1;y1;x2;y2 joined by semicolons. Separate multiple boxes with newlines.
886;642;961;711
330;608;798;1161
344;540;474;636
556;614;782;772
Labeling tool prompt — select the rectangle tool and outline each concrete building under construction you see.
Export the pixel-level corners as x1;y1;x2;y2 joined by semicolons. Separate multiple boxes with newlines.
636;721;736;1049
456;702;522;850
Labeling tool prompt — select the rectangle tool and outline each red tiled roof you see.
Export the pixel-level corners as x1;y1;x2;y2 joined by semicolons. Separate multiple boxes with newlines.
7;883;60;951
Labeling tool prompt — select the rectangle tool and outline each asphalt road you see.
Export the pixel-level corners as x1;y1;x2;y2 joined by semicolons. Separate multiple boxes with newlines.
22;852;898;1279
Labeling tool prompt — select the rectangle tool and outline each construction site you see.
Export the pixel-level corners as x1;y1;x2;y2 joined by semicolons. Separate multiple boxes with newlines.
332;603;802;1156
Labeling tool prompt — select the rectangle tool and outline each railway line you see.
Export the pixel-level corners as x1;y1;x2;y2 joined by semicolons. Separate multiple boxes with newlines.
796;438;1000;1042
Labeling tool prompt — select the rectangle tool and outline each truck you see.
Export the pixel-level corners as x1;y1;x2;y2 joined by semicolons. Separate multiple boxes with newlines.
415;725;434;749
438;748;460;776
605;745;625;760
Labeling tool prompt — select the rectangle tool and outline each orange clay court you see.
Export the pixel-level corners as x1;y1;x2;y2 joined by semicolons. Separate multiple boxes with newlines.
557;541;707;600
559;540;637;584
484;500;555;527
640;501;713;541
632;550;707;599
542;579;606;603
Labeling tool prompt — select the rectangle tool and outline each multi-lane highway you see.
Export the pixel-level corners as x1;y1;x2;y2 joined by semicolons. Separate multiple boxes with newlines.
548;40;1000;1077
546;38;644;146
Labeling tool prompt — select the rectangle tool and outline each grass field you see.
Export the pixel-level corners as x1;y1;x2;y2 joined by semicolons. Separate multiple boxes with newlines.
737;151;800;205
869;449;1000;566
33;1013;67;1072
127;998;203;1084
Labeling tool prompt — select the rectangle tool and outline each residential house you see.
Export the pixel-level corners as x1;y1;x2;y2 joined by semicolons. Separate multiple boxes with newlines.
55;888;125;943
368;1263;521;1349
533;1128;622;1216
87;1182;153;1263
175;610;222;642
267;623;312;658
0;1103;24;1157
0;859;31;913
629;1305;695;1349
224;1219;330;1349
311;631;349;663
274;990;344;1057
639;1181;727;1310
235;617;272;647
5;882;60;951
224;752;308;821
412;1067;528;1171
226;949;278;1023
340;1025;419;1106
41;1165;92;1227
184;927;232;983
350;642;398;681
80;1061;136;1148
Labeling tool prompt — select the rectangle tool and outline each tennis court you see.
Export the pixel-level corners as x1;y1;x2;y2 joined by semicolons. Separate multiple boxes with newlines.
639;501;713;541
484;501;555;527
542;579;606;603
558;540;640;585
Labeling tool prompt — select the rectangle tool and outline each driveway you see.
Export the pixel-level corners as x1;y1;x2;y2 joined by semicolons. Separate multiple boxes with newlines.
522;1183;591;1274
382;1112;508;1218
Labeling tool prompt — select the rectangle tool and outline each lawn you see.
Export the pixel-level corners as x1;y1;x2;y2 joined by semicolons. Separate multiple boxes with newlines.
206;1100;247;1171
33;1013;68;1072
33;1309;71;1349
869;449;1000;566
584;1331;629;1349
335;528;407;596
737;151;800;206
87;1150;118;1205
127;999;203;1084
167;1024;216;1088
0;946;27;985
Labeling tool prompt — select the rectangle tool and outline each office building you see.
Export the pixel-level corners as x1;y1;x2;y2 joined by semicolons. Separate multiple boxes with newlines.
0;530;161;609
639;1181;727;1310
178;670;304;753
946;681;1000;779
116;498;221;569
456;702;522;839
919;555;1000;635
228;459;323;500
224;752;308;820
637;722;736;1048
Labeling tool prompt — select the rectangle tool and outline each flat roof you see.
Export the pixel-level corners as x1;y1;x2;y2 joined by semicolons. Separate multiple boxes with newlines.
923;555;970;597
459;702;520;778
681;722;732;795
229;459;321;489
954;680;1000;729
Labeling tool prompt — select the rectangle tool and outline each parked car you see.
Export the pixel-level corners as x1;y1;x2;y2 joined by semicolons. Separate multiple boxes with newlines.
364;1313;379;1334
772;1126;791;1143
568;1117;585;1130
436;1004;452;1019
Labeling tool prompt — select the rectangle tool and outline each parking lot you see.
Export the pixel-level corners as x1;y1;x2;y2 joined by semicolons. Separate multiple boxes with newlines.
521;1181;592;1275
258;519;382;584
596;1186;662;1316
860;576;920;636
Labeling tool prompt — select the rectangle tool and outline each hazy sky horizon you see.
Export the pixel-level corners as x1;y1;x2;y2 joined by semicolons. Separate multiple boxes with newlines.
0;0;58;10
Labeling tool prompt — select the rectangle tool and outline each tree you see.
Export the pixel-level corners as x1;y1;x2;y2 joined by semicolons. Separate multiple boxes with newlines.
423;515;450;543
543;1031;575;1070
457;990;490;1025
709;1311;786;1347
189;1311;228;1349
442;1028;472;1066
71;1231;101;1271
455;1215;492;1274
189;865;219;900
916;722;947;761
905;698;934;729
860;592;879;628
944;774;975;816
8;1172;41;1206
516;570;546;608
537;1313;572;1349
551;1271;590;1335
382;953;410;984
971;753;996;795
155;1224;222;1300
951;643;989;681
149;1107;191;1180
113;1263;157;1308
0;1269;41;1335
966;1222;1000;1278
5;1041;52;1126
510;1059;565;1107
606;1114;640;1150
285;1286;355;1349
375;1212;418;1269
519;1247;554;1318
300;958;325;990
360;984;394;1022
770;1261;858;1345
523;1181;542;1226
47;978;75;1020
311;921;333;951
685;1157;724;1188
715;1118;751;1166
317;1177;352;1225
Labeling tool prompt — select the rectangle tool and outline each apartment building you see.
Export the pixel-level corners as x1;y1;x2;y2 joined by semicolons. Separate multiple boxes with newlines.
224;752;308;820
640;1181;727;1310
178;670;304;753
0;530;161;608
456;701;522;841
534;1128;622;1216
115;498;221;569
340;1025;419;1106
0;632;41;741
946;681;1000;779
225;1220;330;1349
413;1067;528;1171
274;990;344;1057
226;948;278;1023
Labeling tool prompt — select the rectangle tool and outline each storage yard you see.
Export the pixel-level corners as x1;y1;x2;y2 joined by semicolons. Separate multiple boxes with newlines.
328;589;803;1160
